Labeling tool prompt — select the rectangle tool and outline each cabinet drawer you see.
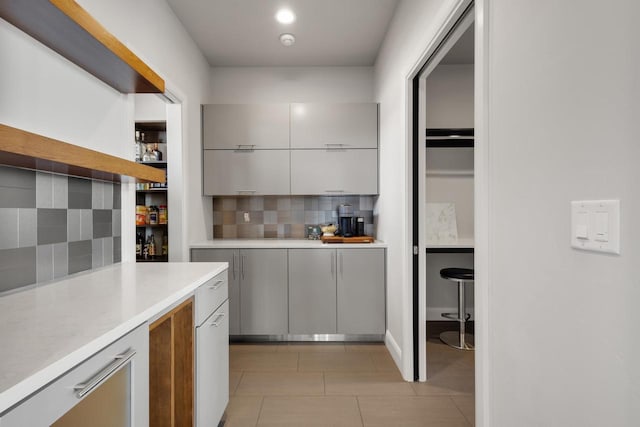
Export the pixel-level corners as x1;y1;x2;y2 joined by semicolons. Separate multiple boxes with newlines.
195;271;228;326
195;300;229;426
0;325;149;426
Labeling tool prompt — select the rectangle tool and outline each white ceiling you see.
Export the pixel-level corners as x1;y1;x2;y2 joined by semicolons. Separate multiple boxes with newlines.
165;0;400;67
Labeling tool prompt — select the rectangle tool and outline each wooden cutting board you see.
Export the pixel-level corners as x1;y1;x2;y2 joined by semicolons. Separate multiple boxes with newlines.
320;235;375;244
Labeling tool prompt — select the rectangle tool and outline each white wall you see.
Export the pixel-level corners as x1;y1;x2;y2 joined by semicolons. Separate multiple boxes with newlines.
483;0;640;425
209;66;374;103
425;64;474;128
134;94;167;122
374;0;463;379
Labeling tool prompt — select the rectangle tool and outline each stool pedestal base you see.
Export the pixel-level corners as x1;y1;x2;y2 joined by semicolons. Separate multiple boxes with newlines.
440;331;474;350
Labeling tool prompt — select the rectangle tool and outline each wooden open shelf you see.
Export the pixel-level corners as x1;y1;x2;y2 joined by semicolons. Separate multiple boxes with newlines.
0;124;165;183
0;0;164;93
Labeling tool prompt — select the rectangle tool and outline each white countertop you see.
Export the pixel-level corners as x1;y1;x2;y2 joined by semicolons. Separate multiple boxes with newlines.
190;239;387;249
426;238;475;249
0;261;226;414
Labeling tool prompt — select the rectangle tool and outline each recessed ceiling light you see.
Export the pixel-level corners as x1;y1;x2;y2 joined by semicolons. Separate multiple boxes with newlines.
279;33;296;47
276;9;295;24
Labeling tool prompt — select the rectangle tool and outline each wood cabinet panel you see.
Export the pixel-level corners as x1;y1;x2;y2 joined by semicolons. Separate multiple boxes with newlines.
149;298;194;427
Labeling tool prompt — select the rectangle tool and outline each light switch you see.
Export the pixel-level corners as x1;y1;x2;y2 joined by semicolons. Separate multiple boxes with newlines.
594;211;609;242
571;200;620;254
576;224;588;239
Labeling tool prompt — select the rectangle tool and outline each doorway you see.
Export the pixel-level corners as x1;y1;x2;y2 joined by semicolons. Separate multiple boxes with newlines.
410;3;475;383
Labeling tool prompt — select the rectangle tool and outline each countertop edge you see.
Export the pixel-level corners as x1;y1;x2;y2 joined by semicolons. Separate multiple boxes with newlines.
0;263;226;414
189;239;388;249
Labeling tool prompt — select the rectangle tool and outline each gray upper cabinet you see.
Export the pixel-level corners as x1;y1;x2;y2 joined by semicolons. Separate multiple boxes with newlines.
290;103;378;149
290;149;378;195
288;249;337;334
203;149;290;195
202;104;290;149
240;249;288;335
337;249;386;335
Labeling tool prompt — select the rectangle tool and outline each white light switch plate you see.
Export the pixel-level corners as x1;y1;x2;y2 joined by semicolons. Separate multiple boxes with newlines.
571;200;620;254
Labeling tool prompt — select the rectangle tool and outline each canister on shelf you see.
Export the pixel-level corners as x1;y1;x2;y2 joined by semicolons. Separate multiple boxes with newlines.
159;205;168;224
148;205;159;225
136;205;148;225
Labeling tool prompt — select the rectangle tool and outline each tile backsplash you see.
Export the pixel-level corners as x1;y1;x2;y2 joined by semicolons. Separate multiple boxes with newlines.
212;196;376;239
0;166;121;293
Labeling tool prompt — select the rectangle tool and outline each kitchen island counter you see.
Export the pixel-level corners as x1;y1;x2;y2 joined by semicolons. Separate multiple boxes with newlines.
0;261;226;414
191;238;387;249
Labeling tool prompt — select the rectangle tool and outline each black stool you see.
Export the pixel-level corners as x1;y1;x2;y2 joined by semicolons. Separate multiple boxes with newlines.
440;267;474;350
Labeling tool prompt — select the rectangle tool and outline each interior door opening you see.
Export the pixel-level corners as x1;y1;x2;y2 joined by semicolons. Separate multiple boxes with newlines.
411;4;475;383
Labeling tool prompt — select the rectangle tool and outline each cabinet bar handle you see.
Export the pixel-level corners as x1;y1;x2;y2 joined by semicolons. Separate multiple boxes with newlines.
325;143;345;147
339;252;343;278
73;349;136;399
208;280;224;290
232;253;236;280
209;313;226;327
235;144;256;151
237;190;257;194
330;253;335;279
241;254;245;280
325;190;345;193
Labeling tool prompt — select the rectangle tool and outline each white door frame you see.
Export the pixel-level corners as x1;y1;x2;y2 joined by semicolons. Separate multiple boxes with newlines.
405;1;491;426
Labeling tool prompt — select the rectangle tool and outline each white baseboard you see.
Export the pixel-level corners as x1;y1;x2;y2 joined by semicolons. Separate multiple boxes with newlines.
427;307;475;321
384;330;404;375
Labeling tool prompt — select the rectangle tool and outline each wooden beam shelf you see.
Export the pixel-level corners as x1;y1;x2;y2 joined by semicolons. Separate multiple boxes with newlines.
0;0;165;94
0;124;166;183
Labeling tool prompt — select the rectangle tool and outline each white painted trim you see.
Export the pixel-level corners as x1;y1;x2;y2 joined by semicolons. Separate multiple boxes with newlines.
474;1;491;426
404;0;474;383
162;81;188;262
384;329;404;376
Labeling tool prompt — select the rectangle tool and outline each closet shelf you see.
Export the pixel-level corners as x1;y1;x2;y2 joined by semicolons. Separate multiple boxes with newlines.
426;170;474;177
0;0;164;94
426;128;474;148
0;124;166;183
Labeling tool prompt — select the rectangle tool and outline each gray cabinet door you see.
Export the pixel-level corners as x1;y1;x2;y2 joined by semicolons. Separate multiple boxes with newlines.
337;249;386;334
290;149;378;195
202;104;290;149
290;103;378;149
288;249;337;334
240;249;288;335
203;149;290;196
190;248;240;335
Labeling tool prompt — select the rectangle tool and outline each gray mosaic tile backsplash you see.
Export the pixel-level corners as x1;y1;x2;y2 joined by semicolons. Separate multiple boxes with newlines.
212;196;376;239
0;166;121;293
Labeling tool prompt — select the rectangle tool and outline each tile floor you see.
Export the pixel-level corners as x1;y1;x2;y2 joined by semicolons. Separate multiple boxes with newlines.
225;339;475;426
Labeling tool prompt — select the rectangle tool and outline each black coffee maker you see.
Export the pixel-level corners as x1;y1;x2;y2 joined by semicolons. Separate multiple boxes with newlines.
338;204;354;237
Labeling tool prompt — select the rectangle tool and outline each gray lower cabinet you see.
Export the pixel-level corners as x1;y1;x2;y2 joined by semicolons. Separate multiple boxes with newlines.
191;247;385;337
190;248;240;335
288;249;337;334
240;249;288;335
337;249;386;334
